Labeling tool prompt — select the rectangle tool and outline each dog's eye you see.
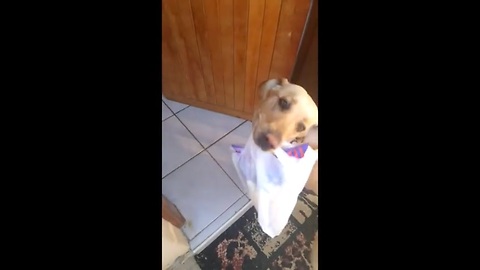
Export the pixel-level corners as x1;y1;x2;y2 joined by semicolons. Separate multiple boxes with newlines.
278;98;290;111
296;122;306;132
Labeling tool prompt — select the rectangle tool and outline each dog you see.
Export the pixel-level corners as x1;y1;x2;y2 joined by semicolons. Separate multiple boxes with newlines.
252;78;318;151
252;78;319;269
252;78;319;193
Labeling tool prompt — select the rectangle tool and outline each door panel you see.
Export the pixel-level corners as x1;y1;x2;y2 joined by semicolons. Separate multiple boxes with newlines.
291;0;318;105
162;0;312;120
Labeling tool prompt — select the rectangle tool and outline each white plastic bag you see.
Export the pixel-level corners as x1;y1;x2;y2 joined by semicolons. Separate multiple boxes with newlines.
231;134;318;238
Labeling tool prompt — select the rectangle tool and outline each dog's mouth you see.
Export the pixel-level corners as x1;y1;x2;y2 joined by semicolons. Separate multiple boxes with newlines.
253;131;282;151
290;137;304;144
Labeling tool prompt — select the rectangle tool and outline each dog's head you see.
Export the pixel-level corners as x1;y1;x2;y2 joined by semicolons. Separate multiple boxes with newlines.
252;78;318;151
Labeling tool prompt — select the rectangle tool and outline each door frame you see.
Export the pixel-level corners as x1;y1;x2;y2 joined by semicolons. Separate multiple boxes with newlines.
291;0;318;85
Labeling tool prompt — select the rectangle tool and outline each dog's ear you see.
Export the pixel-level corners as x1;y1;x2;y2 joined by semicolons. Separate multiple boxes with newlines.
259;78;290;100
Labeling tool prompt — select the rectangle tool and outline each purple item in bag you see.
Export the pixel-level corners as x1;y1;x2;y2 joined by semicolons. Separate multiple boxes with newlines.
231;143;309;158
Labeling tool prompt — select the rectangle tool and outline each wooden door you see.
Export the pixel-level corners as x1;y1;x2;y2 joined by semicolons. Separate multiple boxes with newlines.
291;0;318;105
162;0;312;120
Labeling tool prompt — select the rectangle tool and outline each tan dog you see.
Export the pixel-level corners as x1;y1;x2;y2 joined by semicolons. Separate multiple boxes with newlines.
252;78;319;269
252;78;318;151
252;78;319;192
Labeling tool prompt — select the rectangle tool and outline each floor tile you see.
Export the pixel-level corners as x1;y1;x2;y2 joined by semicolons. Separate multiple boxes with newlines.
176;106;245;148
163;95;189;114
162;151;244;240
207;121;252;194
162;101;173;121
190;196;252;253
162;116;204;178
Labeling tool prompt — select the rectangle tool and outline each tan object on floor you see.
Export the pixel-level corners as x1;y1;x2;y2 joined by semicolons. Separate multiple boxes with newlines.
162;218;190;270
162;196;189;270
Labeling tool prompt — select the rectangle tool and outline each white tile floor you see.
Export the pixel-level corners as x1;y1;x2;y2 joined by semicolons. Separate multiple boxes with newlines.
162;95;253;253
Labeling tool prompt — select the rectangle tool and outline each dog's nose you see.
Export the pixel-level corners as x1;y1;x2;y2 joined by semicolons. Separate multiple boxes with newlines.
255;132;280;151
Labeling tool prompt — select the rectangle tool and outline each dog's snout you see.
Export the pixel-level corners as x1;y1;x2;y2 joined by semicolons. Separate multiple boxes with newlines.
255;132;280;151
255;134;271;150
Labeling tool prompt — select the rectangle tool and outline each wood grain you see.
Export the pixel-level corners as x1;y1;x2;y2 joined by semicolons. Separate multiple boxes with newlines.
203;0;225;106
218;0;235;109
244;0;266;114
291;0;318;105
233;0;248;111
164;95;253;121
173;0;208;102
254;0;282;110
291;0;318;84
162;0;311;120
269;0;311;79
162;1;193;99
190;0;216;103
161;9;176;98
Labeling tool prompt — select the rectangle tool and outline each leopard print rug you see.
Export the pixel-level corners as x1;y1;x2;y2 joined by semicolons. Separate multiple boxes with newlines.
195;189;318;270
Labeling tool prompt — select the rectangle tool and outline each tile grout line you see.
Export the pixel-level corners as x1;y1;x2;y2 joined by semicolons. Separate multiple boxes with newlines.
162;99;251;243
167;99;247;151
171;105;190;115
161;148;207;180
161;100;175;122
173;112;248;193
172;105;247;150
163;98;247;152
162;99;190;117
202;120;247;149
199;119;249;194
187;194;248;242
205;148;247;195
162;116;248;181
162;114;175;122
